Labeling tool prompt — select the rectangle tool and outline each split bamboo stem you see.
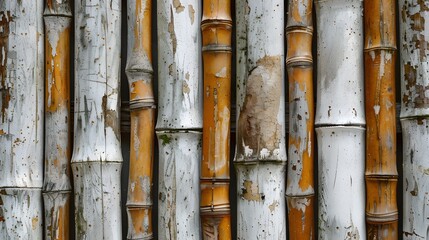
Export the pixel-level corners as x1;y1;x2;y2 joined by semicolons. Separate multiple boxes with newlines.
157;0;202;239
364;0;398;239
286;1;315;239
125;0;155;239
0;1;44;239
399;1;429;239
43;1;72;239
201;1;232;239
315;0;366;239
235;0;287;239
71;0;123;239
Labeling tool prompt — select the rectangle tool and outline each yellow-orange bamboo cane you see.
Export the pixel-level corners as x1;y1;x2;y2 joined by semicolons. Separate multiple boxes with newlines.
364;1;398;239
125;0;155;239
286;0;315;239
201;0;232;239
43;0;72;239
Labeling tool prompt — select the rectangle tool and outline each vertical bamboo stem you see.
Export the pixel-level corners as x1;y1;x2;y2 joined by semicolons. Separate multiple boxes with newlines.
125;0;155;239
72;0;122;239
286;1;315;239
235;0;287;239
157;0;202;239
364;0;398;239
399;1;429;239
0;1;44;239
315;0;366;239
43;1;72;239
201;1;232;239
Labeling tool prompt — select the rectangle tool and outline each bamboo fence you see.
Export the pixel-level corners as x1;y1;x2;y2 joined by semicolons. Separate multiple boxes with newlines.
71;0;123;239
200;0;232;239
156;0;202;239
235;0;287;239
286;0;315;239
43;0;72;239
400;1;429;239
315;0;366;238
0;1;44;239
364;0;398;239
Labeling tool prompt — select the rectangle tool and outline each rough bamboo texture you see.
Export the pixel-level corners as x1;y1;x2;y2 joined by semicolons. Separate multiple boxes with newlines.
399;1;429;239
125;0;155;239
43;1;72;239
286;1;315;239
315;0;366;239
235;0;287;239
157;0;202;239
72;0;123;239
364;0;398;239
0;1;44;239
201;0;232;239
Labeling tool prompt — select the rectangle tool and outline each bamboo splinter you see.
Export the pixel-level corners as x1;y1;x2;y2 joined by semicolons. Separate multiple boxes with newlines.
125;0;155;239
200;0;232;239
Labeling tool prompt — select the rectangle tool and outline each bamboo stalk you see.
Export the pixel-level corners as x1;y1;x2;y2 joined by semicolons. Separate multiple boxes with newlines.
156;0;202;239
364;0;398;239
286;1;315;239
399;1;429;239
201;1;232;239
43;1;72;239
125;0;155;239
235;0;287;239
71;1;123;239
0;1;44;239
315;0;366;239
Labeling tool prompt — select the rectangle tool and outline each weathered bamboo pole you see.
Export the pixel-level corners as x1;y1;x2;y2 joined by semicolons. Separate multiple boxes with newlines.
125;0;155;239
399;1;429;239
364;0;398;239
0;1;44;239
235;0;287;239
315;0;366;239
157;0;202;239
43;1;72;239
286;1;315;239
200;1;232;239
71;0;122;239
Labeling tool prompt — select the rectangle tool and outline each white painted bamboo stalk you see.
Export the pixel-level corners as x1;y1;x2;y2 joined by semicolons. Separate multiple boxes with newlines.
0;1;44;239
72;0;122;239
315;0;366;239
157;0;202;239
125;0;155;239
43;0;72;239
235;0;286;239
399;1;429;239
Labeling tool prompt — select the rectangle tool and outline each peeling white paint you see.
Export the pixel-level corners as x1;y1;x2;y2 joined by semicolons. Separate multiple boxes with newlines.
215;67;227;78
373;105;380;115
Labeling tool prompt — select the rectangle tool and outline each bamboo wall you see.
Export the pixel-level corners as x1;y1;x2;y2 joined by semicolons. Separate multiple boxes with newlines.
0;0;421;239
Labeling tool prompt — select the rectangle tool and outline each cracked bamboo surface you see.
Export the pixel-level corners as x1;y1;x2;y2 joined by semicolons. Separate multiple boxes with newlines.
364;0;398;239
315;0;366;239
235;0;287;239
399;1;429;239
43;1;72;239
201;0;232;239
72;0;123;239
286;1;315;239
125;0;155;239
156;0;202;239
0;1;44;239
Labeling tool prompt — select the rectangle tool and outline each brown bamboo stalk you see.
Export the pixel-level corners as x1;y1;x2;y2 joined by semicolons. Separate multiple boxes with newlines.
43;1;72;239
200;1;232;239
364;1;398;239
125;0;155;239
285;0;315;239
